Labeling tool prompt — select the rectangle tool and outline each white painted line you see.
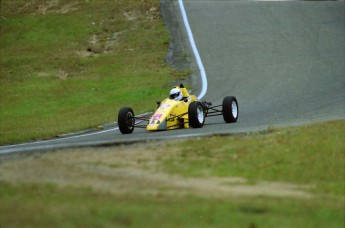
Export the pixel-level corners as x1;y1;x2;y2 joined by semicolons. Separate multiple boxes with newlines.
178;0;208;100
0;128;118;150
0;116;149;151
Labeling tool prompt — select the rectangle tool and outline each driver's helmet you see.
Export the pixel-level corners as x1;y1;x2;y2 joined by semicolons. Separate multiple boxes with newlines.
169;88;182;101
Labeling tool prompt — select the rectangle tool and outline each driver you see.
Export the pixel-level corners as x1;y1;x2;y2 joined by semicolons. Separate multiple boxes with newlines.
169;88;183;101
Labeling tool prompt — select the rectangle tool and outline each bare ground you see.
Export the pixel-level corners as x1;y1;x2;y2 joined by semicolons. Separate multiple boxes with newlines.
0;141;312;199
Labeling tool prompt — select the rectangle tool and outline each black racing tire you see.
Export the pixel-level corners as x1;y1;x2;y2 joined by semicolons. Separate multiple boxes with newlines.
188;101;205;128
222;96;238;123
118;107;135;134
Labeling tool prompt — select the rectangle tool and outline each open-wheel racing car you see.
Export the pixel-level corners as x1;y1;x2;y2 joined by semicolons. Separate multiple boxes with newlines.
117;84;238;134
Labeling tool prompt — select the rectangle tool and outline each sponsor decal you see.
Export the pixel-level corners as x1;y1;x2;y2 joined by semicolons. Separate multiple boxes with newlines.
149;114;163;126
159;104;170;109
152;113;162;120
149;120;155;126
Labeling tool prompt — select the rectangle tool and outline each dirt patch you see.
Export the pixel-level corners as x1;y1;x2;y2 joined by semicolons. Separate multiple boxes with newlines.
17;0;79;15
83;31;123;56
36;0;79;15
0;142;312;199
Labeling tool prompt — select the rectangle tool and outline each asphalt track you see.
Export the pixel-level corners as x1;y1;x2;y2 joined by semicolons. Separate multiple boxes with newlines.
1;0;344;154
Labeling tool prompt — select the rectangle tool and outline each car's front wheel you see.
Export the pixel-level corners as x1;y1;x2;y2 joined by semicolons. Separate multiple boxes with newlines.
188;101;205;128
118;107;135;134
222;96;238;123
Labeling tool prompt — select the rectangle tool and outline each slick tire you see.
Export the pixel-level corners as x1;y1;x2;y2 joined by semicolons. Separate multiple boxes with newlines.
222;96;238;123
188;101;205;128
118;107;135;134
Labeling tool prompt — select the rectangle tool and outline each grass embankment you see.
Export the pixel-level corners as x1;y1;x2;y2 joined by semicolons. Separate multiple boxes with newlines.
1;120;344;227
162;120;345;196
0;0;176;145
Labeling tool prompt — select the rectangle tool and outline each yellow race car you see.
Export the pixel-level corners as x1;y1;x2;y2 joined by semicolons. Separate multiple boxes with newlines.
118;84;238;134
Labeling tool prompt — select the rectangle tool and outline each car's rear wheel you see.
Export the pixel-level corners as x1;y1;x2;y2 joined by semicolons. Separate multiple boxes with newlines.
118;107;135;134
188;101;205;128
222;96;238;123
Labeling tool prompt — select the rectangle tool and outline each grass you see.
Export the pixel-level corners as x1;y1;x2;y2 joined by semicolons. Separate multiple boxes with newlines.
0;0;180;145
162;120;345;196
0;120;344;227
0;183;344;228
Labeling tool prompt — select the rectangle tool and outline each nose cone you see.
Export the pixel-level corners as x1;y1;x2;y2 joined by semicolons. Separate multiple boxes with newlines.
146;100;176;131
147;113;167;131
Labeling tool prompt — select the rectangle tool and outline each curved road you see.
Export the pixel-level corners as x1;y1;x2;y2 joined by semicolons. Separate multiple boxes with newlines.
1;0;344;154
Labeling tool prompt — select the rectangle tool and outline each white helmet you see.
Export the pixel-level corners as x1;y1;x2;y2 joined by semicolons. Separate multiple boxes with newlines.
169;88;182;101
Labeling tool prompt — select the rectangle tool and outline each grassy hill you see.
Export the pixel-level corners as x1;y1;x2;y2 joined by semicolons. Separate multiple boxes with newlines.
0;0;175;145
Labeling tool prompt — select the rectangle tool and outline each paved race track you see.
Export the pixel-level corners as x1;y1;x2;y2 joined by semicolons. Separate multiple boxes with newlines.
1;0;344;154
